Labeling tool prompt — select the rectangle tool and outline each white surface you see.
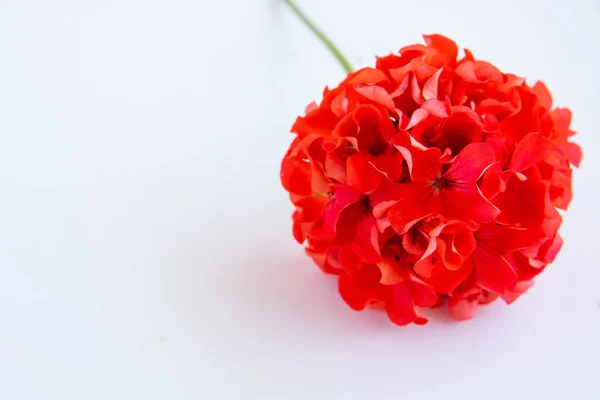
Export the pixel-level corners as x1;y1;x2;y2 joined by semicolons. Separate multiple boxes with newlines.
1;0;599;398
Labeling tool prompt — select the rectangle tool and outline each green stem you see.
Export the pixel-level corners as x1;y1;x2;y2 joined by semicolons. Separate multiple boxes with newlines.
282;0;354;74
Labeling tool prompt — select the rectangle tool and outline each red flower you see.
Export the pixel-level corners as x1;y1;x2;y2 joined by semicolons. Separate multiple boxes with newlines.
281;34;581;325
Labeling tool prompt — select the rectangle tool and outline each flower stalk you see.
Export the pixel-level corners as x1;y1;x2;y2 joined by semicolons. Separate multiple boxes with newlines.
282;0;354;73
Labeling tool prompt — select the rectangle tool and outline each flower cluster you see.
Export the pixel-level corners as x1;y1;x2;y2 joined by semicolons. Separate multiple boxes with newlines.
280;35;581;325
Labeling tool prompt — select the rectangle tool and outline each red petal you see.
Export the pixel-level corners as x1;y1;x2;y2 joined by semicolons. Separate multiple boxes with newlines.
291;107;338;137
331;184;361;209
423;34;458;64
389;184;439;234
422;68;443;100
449;297;478;321
556;141;582;167
325;151;347;183
370;179;404;218
472;244;517;293
352;105;390;153
440;183;500;227
425;260;473;294
443;142;496;183
475;223;546;253
501;280;535;304
280;157;312;195
354;85;396;114
509;132;552;173
310;160;330;194
532;81;553;109
409;277;438;307
377;258;404;285
345;67;390;86
386;283;421;326
347;152;385;194
338;264;385;311
493;174;546;227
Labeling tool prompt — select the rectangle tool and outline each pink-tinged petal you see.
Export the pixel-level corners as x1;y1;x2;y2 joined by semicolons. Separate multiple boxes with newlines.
473;61;504;83
310;160;330;194
443;142;496;183
493;174;546;227
325;151;347;183
472;244;517;293
551;108;576;136
305;247;345;275
509;132;552;173
386;283;421;326
456;61;504;83
393;133;443;182
389;184;440;234
423;34;458;64
555;141;582;167
477;99;517;120
371;151;404;182
455;61;479;83
440;183;500;227
410;75;425;105
338;264;386;311
352;213;382;264
370;179;404;218
449;297;478;321
402;227;429;256
421;98;450;117
409;277;438;307
540;234;563;264
346;152;384;194
425;260;473;294
406;108;429;130
354;85;396;114
501;280;535;305
390;73;410;97
422;68;443;100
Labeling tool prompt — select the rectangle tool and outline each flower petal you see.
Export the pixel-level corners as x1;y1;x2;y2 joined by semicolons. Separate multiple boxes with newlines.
346;152;384;194
493;173;546;227
443;142;496;183
386;283;422;326
389;184;439;234
509;132;552;173
472;244;517;293
338;264;386;311
440;182;499;227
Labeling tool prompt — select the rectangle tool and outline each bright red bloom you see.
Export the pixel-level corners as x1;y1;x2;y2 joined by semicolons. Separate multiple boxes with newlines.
281;34;581;325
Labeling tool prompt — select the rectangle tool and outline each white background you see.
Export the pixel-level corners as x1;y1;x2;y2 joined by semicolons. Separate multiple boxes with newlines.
1;0;599;398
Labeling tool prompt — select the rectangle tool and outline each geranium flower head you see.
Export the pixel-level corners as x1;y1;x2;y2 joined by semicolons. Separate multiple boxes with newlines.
281;34;581;326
